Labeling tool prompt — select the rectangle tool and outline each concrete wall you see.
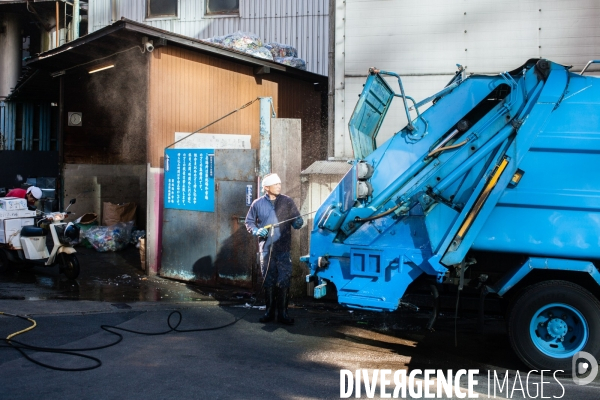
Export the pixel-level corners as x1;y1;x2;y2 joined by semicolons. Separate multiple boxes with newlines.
63;164;147;229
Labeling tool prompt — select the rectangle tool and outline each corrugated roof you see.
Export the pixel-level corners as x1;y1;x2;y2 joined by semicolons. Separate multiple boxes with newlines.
301;161;352;175
88;0;329;76
26;18;327;84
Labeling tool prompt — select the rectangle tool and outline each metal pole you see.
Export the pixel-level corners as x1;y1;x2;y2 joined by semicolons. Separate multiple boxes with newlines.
111;0;118;23
0;13;22;101
58;76;65;210
55;2;59;48
259;97;273;183
73;0;80;40
327;0;335;159
0;101;4;150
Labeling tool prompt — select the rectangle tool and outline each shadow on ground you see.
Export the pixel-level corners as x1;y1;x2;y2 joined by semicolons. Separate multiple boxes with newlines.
0;244;526;376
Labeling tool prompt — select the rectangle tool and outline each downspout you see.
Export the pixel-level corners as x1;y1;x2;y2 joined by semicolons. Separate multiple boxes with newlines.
258;97;275;192
327;0;335;158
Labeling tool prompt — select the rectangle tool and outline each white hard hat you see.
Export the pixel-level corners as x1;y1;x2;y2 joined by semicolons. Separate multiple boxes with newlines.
27;186;42;200
262;173;281;187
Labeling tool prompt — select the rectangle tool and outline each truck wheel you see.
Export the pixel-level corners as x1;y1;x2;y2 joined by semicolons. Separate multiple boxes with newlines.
59;253;80;280
0;251;9;273
507;280;600;372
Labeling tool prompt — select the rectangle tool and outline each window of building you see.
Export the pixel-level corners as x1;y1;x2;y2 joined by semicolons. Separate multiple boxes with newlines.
205;0;239;16
147;0;178;18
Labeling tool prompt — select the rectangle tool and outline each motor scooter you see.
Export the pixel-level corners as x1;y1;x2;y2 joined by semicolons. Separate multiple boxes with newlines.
0;199;80;279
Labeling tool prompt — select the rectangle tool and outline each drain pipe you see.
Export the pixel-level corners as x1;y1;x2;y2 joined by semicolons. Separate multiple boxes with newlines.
73;0;80;40
258;97;275;194
111;0;118;23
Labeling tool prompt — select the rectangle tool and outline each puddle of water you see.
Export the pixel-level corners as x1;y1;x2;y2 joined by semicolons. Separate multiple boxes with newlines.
0;247;209;303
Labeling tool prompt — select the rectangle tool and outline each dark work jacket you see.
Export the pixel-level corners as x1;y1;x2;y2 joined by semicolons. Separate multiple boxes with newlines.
245;194;300;253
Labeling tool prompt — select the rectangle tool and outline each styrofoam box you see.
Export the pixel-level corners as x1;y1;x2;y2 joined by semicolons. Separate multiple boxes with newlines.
0;197;27;211
0;218;35;248
0;209;36;219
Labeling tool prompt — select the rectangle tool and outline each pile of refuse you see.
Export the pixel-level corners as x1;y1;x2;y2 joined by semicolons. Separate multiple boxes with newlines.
201;31;307;70
74;203;145;253
84;221;134;252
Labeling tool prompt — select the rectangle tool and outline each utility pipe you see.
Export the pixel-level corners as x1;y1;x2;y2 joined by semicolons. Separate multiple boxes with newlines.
73;0;80;40
258;97;275;192
56;1;59;47
111;0;118;23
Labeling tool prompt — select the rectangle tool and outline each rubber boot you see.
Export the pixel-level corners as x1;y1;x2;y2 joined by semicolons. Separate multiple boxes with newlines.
277;287;294;325
259;286;276;323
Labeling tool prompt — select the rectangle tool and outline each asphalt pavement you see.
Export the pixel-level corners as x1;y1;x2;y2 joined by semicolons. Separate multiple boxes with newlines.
1;247;599;399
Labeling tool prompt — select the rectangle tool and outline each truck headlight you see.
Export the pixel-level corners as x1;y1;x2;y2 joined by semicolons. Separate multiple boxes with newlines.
356;181;373;198
356;161;374;180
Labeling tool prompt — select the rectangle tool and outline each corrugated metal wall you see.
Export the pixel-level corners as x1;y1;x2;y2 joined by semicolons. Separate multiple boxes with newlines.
88;0;329;76
334;0;600;158
0;102;16;150
147;45;326;168
0;101;54;151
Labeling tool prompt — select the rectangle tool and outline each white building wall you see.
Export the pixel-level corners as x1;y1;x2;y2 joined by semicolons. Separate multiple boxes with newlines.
88;0;329;75
334;0;600;158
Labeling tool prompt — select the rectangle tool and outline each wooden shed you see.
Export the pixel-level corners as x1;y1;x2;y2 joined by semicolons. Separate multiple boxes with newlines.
25;19;328;275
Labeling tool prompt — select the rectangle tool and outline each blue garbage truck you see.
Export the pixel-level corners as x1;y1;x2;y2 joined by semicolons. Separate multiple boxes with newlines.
302;59;600;371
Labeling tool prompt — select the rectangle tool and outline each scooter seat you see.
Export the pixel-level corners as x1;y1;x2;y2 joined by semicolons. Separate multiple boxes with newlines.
20;226;44;237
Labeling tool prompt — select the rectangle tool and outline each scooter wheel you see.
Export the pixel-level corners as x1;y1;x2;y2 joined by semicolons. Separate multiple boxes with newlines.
0;251;10;274
59;253;80;280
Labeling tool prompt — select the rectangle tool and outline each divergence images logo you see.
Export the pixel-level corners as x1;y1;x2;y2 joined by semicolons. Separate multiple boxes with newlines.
572;351;598;386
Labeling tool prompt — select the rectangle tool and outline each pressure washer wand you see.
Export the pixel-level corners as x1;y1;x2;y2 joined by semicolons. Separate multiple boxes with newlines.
263;211;317;230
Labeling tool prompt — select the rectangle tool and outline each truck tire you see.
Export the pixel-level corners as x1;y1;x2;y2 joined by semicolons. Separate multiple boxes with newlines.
507;280;600;372
59;253;80;280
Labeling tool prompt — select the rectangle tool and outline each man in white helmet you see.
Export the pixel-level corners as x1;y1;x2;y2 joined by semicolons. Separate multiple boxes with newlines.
6;186;42;209
245;173;303;325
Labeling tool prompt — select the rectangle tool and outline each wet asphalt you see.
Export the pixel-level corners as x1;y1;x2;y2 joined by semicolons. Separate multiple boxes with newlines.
1;246;599;399
0;246;208;303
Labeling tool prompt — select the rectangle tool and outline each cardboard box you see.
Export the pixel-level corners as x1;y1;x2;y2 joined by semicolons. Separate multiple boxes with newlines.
0;209;37;219
0;218;35;248
0;197;27;211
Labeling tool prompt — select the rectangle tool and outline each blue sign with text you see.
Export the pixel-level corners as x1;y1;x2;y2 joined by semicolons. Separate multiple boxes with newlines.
164;149;215;212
